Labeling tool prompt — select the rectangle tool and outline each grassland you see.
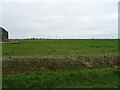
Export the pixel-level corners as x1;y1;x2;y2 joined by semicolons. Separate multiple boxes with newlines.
2;39;119;88
3;68;119;88
2;39;118;56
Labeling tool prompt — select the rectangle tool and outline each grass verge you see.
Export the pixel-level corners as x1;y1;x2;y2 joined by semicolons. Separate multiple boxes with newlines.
2;68;119;88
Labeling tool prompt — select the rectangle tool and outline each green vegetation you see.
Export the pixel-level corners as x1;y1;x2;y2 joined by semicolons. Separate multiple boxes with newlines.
2;39;118;57
2;39;119;88
3;68;119;88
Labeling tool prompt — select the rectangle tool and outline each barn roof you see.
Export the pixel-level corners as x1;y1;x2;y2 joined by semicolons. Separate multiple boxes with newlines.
0;27;8;33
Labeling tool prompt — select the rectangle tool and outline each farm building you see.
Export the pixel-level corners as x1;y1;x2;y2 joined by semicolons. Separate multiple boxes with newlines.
0;27;9;41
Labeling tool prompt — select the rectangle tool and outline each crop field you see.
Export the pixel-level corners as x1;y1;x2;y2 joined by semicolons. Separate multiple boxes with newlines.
2;39;119;88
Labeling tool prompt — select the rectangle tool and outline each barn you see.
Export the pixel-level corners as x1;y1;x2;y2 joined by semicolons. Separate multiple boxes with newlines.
0;27;9;41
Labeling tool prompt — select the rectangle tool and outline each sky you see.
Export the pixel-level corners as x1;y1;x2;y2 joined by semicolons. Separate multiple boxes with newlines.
0;0;119;39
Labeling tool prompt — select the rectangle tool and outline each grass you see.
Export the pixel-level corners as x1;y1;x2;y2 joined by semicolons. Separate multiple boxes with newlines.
2;39;118;57
2;68;119;88
2;39;119;88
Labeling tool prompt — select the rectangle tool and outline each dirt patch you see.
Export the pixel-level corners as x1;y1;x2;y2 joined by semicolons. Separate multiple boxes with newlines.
2;54;120;75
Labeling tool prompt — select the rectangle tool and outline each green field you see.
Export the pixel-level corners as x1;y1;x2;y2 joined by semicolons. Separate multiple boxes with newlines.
2;39;119;88
3;39;118;56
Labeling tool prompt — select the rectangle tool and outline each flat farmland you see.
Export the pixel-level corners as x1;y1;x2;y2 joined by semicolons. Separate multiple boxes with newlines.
2;39;119;88
2;39;118;56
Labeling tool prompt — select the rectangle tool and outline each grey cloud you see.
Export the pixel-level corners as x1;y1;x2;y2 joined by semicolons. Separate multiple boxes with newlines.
2;2;118;39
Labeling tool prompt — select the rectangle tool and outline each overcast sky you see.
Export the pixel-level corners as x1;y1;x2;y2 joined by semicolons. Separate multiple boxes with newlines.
0;0;119;39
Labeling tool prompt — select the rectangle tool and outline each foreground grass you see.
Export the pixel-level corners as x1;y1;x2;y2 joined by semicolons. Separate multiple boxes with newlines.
3;68;119;88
